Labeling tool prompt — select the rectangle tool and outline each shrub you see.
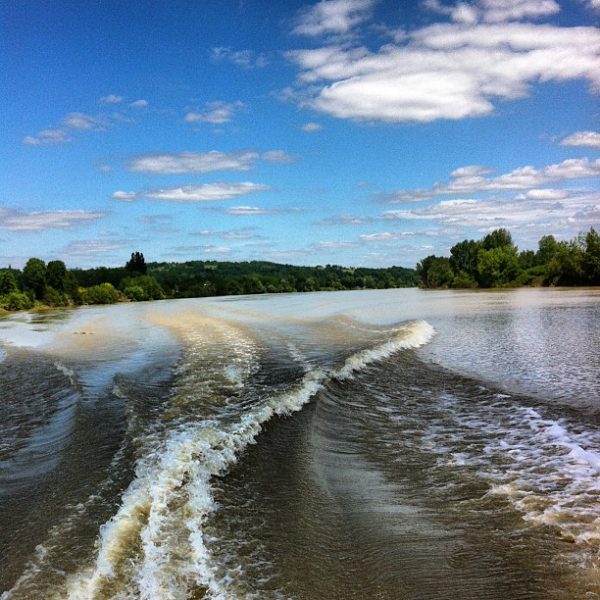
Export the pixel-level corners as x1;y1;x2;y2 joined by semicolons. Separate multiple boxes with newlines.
1;291;34;311
81;283;120;305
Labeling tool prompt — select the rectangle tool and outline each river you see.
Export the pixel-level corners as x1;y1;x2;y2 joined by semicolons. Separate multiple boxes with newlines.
1;287;599;599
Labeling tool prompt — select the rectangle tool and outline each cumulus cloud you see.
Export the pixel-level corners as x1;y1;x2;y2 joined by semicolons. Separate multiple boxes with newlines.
145;182;271;202
287;8;600;123
381;190;600;233
184;101;244;124
211;47;268;68
385;158;600;202
129;151;260;174
561;131;600;150
0;208;105;232
293;0;376;37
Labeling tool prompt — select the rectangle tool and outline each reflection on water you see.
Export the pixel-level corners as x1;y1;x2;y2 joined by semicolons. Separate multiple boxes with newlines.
0;288;599;599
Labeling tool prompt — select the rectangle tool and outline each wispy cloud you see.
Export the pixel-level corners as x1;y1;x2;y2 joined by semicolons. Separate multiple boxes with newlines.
99;94;125;105
129;151;260;174
62;112;103;130
23;129;70;145
194;227;261;240
184;101;245;124
319;214;373;225
63;239;129;256
144;182;271;202
128;150;295;174
561;131;600;150
112;191;138;201
0;208;106;232
129;99;149;108
211;47;268;68
302;122;323;132
226;205;298;215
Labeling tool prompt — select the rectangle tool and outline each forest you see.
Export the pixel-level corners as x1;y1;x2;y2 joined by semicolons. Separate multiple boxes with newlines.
0;251;418;312
416;227;600;289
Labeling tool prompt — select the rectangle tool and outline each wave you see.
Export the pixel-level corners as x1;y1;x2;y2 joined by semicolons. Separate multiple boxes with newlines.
53;319;434;600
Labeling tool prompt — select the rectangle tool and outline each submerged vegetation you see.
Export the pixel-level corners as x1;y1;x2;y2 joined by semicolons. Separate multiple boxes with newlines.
417;227;600;289
0;252;417;312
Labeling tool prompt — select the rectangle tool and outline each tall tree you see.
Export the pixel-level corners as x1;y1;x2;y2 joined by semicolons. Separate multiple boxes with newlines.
23;258;46;299
126;251;147;274
0;270;18;295
46;260;67;291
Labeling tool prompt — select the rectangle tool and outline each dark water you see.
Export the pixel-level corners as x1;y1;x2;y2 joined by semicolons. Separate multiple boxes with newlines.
0;289;599;599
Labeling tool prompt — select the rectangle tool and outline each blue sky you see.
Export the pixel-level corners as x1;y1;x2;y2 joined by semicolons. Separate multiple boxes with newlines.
1;0;599;269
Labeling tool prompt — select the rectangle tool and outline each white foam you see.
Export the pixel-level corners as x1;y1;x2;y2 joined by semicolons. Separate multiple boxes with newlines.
62;320;434;599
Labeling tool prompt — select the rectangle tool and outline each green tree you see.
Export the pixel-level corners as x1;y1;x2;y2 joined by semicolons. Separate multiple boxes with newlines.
449;239;481;278
482;228;513;250
120;275;164;301
417;255;453;288
0;270;18;295
81;283;120;304
126;251;147;275
583;227;600;285
23;258;46;299
1;291;33;311
537;235;559;266
477;246;520;287
46;260;67;291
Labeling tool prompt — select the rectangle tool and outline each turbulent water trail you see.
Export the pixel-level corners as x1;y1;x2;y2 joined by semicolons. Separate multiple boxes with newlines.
2;290;599;600
17;317;430;600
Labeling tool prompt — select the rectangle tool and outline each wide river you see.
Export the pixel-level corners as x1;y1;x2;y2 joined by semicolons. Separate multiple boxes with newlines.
0;288;599;600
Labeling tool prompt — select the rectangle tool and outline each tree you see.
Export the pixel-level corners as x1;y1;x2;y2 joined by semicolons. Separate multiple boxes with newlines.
583;227;600;285
22;258;46;299
482;228;513;250
537;235;559;266
477;246;520;287
417;255;453;288
46;260;67;291
449;239;481;278
126;252;147;274
0;270;18;295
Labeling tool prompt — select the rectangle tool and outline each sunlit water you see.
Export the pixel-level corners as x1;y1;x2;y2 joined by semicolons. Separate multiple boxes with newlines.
0;288;599;599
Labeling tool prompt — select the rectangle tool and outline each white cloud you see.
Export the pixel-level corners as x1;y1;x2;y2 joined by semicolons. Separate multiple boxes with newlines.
302;122;323;132
112;191;138;201
311;240;361;249
319;214;373;225
130;99;149;108
386;157;600;202
194;227;260;240
261;150;296;163
23;129;70;145
293;0;376;37
129;151;260;174
359;231;414;241
288;17;600;123
227;206;279;215
184;101;244;124
561;131;600;150
100;94;125;104
211;47;268;68
62;112;103;130
63;240;129;256
145;182;270;202
0;208;105;232
515;189;569;200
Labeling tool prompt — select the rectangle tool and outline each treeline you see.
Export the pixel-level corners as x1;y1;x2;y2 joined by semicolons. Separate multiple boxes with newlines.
417;227;600;289
0;252;164;311
0;251;418;312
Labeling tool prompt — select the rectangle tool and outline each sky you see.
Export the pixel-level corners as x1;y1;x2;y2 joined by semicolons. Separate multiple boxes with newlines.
1;0;599;269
